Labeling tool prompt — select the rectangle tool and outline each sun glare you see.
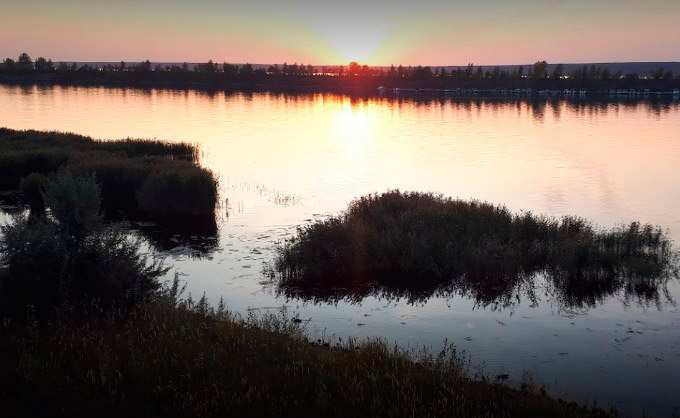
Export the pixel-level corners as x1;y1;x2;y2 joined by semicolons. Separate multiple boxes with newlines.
313;22;390;63
332;101;376;145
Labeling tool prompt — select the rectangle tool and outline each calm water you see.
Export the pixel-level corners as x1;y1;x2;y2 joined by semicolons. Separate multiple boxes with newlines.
2;85;680;416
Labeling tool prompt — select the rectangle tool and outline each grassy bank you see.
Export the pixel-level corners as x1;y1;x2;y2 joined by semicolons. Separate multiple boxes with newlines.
0;295;612;418
275;191;672;303
0;128;217;219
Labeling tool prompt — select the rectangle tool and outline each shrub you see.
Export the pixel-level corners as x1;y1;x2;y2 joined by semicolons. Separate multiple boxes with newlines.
0;175;166;319
19;172;48;214
0;219;66;315
44;174;102;239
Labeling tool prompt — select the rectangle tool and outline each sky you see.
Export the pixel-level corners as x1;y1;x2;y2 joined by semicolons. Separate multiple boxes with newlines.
1;0;679;65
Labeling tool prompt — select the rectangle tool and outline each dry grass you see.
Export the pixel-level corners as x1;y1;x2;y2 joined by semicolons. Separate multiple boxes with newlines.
0;293;613;418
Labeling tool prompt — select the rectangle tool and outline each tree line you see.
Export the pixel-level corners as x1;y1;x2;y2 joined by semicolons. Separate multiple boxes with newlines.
1;53;678;93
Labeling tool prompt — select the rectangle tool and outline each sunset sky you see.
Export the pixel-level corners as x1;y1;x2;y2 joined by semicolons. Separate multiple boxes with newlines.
2;0;679;65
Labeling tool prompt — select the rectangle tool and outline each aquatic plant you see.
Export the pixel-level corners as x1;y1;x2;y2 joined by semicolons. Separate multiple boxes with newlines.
137;167;218;217
275;191;673;306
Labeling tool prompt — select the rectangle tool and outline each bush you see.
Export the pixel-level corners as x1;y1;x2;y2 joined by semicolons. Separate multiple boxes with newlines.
0;175;166;319
44;174;101;239
19;172;48;214
0;219;66;314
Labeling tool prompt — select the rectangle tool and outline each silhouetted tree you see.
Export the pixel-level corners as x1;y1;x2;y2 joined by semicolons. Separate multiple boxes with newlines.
348;61;361;77
34;57;54;72
239;63;254;77
134;60;152;73
196;60;217;73
532;61;548;79
2;58;16;72
17;53;33;72
551;64;564;80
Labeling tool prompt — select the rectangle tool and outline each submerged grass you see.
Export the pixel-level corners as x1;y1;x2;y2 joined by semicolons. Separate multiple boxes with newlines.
275;191;673;304
0;128;217;219
0;292;612;418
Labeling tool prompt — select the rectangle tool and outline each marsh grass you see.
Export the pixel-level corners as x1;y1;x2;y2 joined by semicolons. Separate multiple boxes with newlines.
0;287;612;418
0;128;216;219
275;191;673;306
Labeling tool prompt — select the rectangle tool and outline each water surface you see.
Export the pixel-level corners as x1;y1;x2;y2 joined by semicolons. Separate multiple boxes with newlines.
1;85;680;416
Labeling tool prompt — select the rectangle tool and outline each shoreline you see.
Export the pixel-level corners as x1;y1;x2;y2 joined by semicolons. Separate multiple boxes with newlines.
2;79;679;103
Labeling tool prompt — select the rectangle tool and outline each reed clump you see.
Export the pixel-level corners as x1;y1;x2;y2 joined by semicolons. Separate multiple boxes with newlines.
0;128;216;219
275;191;672;300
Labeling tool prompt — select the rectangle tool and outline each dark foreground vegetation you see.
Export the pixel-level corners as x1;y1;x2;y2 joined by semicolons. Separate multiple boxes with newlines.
275;191;674;306
0;177;612;418
0;297;613;418
0;128;217;219
1;53;678;95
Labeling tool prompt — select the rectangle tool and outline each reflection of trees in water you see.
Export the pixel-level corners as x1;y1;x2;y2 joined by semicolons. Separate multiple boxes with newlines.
276;263;678;312
256;91;679;122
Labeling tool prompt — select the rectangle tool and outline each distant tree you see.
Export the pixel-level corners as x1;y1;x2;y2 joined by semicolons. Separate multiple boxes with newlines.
17;52;33;72
412;66;432;81
551;64;564;80
348;61;361;77
134;60;152;73
652;68;665;80
2;58;16;72
118;61;126;72
34;57;54;72
196;60;217;73
223;63;238;78
267;64;281;75
532;61;548;79
475;66;483;80
464;63;474;79
601;68;611;81
56;62;69;72
239;63;254;77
